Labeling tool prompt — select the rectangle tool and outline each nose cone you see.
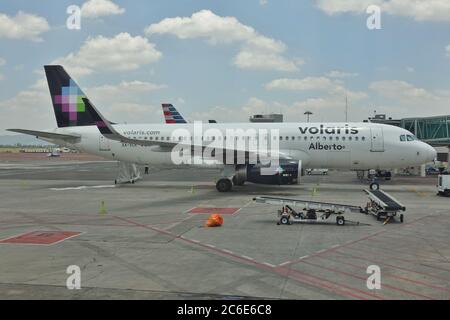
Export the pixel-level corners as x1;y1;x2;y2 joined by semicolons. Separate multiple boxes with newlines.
423;143;437;162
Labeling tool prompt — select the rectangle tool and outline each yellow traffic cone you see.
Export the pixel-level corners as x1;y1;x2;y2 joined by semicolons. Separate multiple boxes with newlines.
99;200;107;215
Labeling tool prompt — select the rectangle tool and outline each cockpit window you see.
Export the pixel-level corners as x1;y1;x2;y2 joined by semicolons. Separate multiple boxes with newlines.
407;135;414;141
400;135;406;142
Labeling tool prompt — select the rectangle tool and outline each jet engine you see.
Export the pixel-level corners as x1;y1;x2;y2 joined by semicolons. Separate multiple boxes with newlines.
245;160;300;185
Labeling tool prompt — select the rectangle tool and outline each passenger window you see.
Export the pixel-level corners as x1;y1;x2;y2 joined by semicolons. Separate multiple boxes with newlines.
286;136;289;140
304;137;308;141
336;136;339;141
355;137;359;141
361;137;366;141
342;137;346;141
349;137;352;141
400;135;406;142
280;136;283;140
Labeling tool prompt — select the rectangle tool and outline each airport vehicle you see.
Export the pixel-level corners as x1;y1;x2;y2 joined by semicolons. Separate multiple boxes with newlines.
47;149;60;157
8;65;437;192
306;168;329;175
375;170;391;180
437;174;450;196
426;165;440;175
362;189;405;223
253;196;361;226
255;187;405;225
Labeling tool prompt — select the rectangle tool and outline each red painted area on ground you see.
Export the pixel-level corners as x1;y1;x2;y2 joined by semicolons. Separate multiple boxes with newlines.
0;231;81;245
187;207;240;215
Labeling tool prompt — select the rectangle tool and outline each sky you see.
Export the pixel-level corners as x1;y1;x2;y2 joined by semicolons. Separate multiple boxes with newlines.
1;0;450;134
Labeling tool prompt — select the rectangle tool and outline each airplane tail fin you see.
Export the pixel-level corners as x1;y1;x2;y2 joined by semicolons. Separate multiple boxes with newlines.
162;103;187;124
44;65;96;128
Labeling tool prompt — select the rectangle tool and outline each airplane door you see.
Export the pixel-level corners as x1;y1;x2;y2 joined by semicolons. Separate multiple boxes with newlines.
99;135;111;151
370;128;384;152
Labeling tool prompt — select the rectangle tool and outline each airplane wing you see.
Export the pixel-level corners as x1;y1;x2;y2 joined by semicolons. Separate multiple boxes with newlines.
6;129;81;142
83;98;300;162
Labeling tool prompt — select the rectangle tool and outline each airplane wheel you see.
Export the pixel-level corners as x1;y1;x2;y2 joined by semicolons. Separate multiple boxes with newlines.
400;214;404;223
370;182;380;190
280;216;290;225
216;178;232;192
336;216;345;226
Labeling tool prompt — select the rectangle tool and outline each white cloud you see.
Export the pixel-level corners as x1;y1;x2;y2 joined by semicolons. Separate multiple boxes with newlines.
266;77;336;91
145;10;299;72
446;44;450;57
88;81;167;97
81;0;125;18
233;48;299;72
53;33;162;77
370;80;438;102
0;11;49;41
265;76;367;101
326;70;359;78
259;0;269;6
316;0;450;22
0;57;4;80
367;79;450;117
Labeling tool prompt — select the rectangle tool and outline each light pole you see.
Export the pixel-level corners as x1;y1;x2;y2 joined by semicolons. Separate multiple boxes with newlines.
304;111;312;123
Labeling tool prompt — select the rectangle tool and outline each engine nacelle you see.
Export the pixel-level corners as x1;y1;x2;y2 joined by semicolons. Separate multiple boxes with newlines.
246;161;299;185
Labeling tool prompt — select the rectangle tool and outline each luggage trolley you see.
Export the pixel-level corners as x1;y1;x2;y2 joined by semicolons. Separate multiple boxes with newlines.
362;189;406;223
253;196;362;226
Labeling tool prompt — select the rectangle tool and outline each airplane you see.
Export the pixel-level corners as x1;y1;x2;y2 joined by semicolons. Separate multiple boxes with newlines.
161;103;217;124
162;103;187;124
8;65;437;192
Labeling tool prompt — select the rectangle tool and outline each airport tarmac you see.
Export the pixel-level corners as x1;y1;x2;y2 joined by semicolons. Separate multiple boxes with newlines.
0;158;449;300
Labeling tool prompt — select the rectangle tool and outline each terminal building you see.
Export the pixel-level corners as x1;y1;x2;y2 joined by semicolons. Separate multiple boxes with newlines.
249;114;283;123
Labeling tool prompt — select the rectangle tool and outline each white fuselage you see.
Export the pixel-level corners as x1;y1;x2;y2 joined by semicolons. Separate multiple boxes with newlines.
47;122;436;170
